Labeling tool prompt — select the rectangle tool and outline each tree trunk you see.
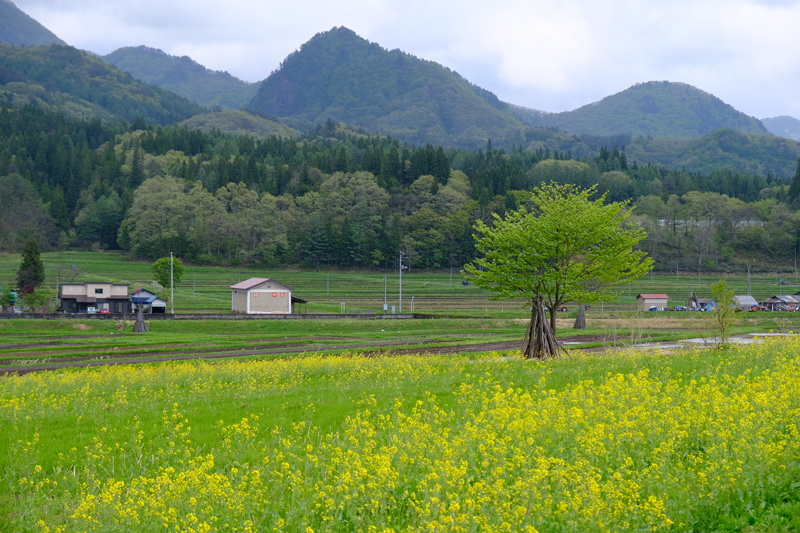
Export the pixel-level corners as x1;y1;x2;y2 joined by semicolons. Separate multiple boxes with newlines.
573;304;586;329
523;295;561;360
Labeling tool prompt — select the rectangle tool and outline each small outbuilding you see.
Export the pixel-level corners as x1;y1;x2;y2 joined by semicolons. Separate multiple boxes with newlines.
762;294;800;311
732;295;758;311
131;288;167;314
636;293;669;311
230;277;307;314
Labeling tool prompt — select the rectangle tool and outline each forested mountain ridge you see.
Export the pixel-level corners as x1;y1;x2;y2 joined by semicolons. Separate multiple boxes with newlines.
103;46;258;110
2;103;797;276
245;27;528;149
0;0;65;46
514;81;769;139
762;116;800;142
0;43;206;124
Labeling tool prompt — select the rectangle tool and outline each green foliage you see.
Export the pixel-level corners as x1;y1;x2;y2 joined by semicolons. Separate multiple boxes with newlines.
152;256;184;289
178;109;300;139
464;183;653;357
0;285;15;308
16;238;45;288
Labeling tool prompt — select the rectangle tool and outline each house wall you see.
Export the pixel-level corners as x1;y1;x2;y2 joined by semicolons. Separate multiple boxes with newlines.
249;288;291;314
232;290;248;313
638;298;668;311
61;284;88;296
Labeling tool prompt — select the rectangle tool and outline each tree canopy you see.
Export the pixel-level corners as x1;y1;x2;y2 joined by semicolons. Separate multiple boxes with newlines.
464;183;653;359
152;256;184;289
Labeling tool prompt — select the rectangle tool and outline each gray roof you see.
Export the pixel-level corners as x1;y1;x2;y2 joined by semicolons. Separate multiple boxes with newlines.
733;295;758;307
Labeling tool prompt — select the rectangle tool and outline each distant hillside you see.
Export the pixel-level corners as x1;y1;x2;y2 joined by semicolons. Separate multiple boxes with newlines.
245;26;527;148
103;46;258;109
762;116;800;142
179;109;300;138
626;129;800;177
518;81;768;139
0;43;205;124
0;0;65;46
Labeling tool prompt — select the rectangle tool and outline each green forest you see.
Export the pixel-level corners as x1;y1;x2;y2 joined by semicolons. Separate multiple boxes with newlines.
1;103;799;274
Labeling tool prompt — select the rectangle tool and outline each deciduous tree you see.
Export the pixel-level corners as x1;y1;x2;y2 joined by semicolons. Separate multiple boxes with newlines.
152;256;184;289
464;183;652;359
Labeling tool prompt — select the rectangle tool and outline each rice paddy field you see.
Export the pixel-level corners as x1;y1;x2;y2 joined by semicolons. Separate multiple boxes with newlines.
4;252;800;531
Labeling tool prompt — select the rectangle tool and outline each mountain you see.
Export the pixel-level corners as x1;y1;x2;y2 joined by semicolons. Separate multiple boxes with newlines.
626;128;800;177
0;43;205;124
103;46;258;109
245;27;527;148
515;81;769;139
0;0;66;46
178;109;301;138
761;116;800;142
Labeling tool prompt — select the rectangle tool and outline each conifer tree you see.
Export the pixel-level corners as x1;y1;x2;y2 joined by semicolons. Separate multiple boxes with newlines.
16;239;45;289
788;158;800;204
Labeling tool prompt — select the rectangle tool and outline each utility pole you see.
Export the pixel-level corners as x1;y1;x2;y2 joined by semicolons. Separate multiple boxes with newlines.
383;275;387;313
170;251;174;315
399;252;405;314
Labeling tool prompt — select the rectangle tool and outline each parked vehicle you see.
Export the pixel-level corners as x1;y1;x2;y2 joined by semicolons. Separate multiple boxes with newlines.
87;306;96;314
99;308;110;314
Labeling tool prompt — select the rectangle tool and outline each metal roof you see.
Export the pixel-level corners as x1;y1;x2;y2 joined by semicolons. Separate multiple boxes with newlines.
229;277;293;291
636;294;669;299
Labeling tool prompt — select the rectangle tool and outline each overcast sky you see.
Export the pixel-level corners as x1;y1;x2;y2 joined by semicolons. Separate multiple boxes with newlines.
13;0;800;119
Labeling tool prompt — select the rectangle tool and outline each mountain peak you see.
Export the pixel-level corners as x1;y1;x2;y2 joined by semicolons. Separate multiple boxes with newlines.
0;0;66;46
525;80;768;138
246;28;525;147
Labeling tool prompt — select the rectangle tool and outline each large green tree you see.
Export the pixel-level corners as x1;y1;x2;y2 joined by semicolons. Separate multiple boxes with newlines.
464;183;653;359
16;238;45;289
152;256;184;289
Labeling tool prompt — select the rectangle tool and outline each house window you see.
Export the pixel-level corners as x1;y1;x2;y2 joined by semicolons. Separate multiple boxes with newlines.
95;288;104;294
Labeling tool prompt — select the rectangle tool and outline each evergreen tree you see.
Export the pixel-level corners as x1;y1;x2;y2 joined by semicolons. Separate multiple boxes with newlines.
16;238;45;288
788;158;800;204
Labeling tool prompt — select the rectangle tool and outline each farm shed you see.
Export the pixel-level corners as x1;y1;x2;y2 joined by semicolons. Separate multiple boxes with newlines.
131;288;167;314
761;294;800;311
59;282;131;313
636;293;669;311
732;295;758;311
230;278;307;314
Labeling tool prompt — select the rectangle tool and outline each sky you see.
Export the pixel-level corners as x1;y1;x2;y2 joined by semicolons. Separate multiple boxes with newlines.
13;0;800;119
